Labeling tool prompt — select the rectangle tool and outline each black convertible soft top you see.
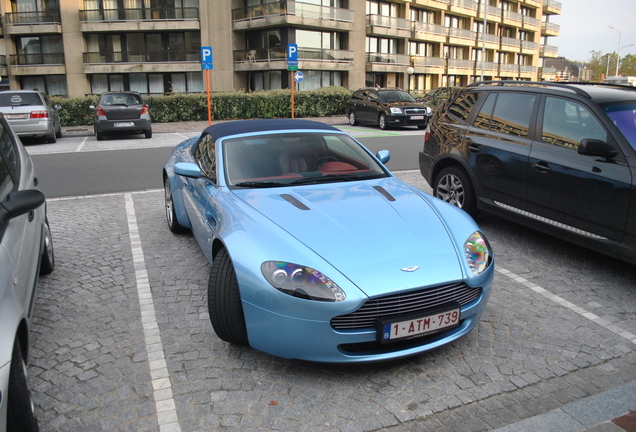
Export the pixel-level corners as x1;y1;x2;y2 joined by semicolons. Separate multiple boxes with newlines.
203;119;339;142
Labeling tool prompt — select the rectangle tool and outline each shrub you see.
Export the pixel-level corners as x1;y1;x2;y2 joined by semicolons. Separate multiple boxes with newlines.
51;87;352;127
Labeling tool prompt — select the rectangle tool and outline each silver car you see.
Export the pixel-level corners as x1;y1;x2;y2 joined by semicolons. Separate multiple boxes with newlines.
0;113;54;432
0;90;62;144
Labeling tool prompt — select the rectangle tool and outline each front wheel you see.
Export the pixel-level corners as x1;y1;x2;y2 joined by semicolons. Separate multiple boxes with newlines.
433;166;478;216
164;177;188;234
348;111;359;126
208;248;249;346
39;219;55;275
7;339;39;432
378;113;389;130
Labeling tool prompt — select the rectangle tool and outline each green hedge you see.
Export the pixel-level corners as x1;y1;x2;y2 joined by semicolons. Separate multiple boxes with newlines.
51;86;352;127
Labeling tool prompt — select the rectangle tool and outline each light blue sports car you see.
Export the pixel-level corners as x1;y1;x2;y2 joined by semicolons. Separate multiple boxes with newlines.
163;119;493;363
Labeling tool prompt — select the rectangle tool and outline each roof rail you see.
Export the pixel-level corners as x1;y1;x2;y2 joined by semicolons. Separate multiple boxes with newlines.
566;81;636;92
467;80;592;98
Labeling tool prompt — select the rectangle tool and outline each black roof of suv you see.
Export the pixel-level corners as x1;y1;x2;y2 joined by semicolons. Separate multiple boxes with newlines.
419;80;636;265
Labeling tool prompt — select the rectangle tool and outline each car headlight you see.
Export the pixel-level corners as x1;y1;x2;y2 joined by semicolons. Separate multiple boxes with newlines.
464;232;492;275
390;107;403;114
261;261;346;302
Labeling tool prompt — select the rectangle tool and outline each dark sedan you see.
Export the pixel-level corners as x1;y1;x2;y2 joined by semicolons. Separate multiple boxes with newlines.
346;87;432;130
92;91;152;140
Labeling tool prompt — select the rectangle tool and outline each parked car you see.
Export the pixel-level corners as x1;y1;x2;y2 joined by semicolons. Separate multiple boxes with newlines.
420;81;636;265
0;113;54;432
163;119;493;363
92;91;152;140
346;87;432;130
421;87;453;112
0;90;62;143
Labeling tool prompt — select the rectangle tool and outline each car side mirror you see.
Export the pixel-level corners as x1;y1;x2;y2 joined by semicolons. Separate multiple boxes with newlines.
174;162;203;179
577;139;618;159
0;190;45;240
376;150;390;164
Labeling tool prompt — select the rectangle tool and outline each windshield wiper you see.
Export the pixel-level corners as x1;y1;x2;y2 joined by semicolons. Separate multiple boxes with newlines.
289;173;384;185
234;181;289;188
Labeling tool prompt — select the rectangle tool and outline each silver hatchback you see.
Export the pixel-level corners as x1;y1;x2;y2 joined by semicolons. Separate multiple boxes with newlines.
0;112;54;431
0;90;62;144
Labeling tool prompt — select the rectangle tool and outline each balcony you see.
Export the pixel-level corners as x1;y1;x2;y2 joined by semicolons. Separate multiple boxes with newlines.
366;53;411;72
540;44;558;58
9;53;66;75
502;10;523;26
450;0;479;15
447;58;475;72
411;55;445;73
541;21;560;37
448;28;477;46
367;15;411;38
521;40;539;53
4;11;62;34
543;0;562;15
233;47;353;71
412;22;446;42
79;7;200;32
82;50;200;74
522;15;540;30
501;36;520;50
232;1;354;32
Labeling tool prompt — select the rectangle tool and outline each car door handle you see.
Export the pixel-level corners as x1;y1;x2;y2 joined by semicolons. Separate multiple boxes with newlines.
531;161;552;173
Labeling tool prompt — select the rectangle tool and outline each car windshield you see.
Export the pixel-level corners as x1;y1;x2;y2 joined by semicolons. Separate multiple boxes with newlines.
223;132;388;188
0;93;42;107
378;91;417;103
604;102;636;150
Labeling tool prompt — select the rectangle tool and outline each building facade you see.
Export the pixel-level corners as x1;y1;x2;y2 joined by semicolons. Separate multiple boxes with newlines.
0;0;561;98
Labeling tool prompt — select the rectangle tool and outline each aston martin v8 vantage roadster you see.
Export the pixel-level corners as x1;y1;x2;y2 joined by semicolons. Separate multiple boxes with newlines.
163;119;493;363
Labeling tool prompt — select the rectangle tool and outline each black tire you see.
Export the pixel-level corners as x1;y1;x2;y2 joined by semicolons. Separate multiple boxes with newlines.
39;219;55;275
145;129;152;139
208;248;249;346
164;177;188;234
378;113;389;130
7;339;39;432
46;134;56;144
348;111;359;126
433;166;478;216
55;124;62;139
96;131;104;141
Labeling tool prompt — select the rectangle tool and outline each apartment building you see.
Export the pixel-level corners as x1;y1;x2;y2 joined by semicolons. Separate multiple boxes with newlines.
0;0;561;98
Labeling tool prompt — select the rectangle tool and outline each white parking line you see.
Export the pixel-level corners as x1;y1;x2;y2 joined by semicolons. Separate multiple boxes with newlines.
496;267;636;346
74;136;88;152
124;192;182;432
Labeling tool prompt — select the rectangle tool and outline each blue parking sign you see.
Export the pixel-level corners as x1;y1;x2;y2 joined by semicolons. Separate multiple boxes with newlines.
287;44;298;65
201;46;213;70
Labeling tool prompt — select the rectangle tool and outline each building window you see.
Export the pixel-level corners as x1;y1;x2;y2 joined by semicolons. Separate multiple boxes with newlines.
20;75;67;95
15;35;64;65
90;72;202;94
297;71;343;90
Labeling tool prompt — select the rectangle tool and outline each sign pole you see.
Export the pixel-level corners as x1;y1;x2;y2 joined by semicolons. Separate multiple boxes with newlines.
291;71;295;119
206;69;212;126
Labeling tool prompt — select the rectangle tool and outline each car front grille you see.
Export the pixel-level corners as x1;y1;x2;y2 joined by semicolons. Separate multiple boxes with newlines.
331;282;481;330
403;108;427;116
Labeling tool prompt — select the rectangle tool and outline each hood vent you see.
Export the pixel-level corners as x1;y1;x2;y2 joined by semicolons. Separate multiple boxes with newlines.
280;193;310;210
373;186;396;202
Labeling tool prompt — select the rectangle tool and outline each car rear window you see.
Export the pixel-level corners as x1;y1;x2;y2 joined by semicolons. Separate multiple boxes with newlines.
100;93;143;106
0;92;43;107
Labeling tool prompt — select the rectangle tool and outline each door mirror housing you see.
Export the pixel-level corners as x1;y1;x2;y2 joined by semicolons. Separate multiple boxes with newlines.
577;139;618;159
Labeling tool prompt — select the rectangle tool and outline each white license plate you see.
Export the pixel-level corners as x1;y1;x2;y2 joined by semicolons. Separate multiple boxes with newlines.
6;114;28;120
114;122;134;127
410;115;425;120
379;307;460;342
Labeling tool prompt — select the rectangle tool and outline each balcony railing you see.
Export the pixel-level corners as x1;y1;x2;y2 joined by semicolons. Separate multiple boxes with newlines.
10;53;65;65
448;59;474;69
79;7;199;22
542;21;560;33
451;0;478;11
521;40;539;50
366;52;410;65
448;28;476;41
234;47;353;63
413;22;446;37
411;56;445;68
5;11;61;25
83;50;199;64
232;1;354;23
367;14;411;31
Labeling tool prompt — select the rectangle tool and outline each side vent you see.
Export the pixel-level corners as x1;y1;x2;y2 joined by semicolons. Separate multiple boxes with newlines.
280;194;310;210
373;186;396;202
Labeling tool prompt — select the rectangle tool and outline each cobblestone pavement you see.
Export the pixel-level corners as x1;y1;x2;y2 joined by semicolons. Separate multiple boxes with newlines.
27;127;636;431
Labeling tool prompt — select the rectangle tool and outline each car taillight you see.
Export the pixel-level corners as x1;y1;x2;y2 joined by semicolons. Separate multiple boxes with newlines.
141;105;149;115
96;106;106;116
30;110;49;119
424;130;430;143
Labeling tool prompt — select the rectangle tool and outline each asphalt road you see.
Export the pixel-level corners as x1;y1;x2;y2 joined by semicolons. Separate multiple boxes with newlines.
28;130;424;198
